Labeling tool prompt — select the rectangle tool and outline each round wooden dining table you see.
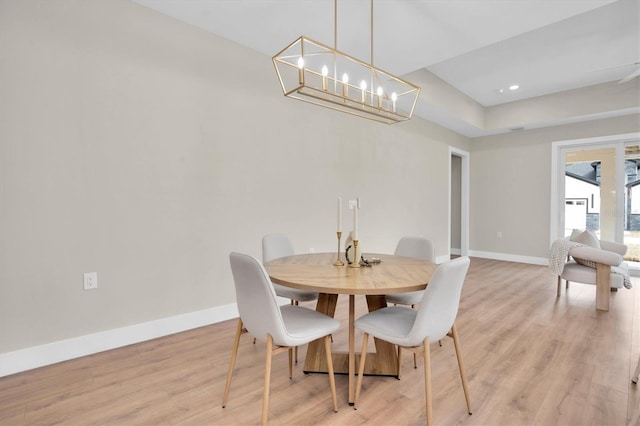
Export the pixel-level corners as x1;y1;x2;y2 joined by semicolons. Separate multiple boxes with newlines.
264;252;437;405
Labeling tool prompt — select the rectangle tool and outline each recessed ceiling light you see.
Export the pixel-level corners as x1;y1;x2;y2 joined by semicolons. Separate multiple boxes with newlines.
509;84;520;91
496;88;504;94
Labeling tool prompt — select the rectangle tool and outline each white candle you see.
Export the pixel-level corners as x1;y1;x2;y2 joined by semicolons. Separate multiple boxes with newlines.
353;202;358;241
337;197;342;232
360;80;367;103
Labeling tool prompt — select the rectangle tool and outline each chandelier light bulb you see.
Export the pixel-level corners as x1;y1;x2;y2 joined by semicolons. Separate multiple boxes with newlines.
376;86;383;109
342;73;349;99
391;92;397;112
297;57;305;84
321;65;329;91
360;80;367;103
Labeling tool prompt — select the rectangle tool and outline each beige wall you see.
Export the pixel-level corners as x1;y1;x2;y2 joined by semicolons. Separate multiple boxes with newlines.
470;115;640;259
486;81;640;131
2;0;637;357
0;0;469;353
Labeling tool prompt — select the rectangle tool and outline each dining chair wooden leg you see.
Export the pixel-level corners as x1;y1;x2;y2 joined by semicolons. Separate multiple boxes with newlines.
288;347;293;379
423;338;433;426
557;276;562;296
293;301;298;363
222;318;243;408
451;324;472;415
291;300;300;364
324;335;338;413
262;335;274;426
354;332;369;409
397;346;403;379
410;304;418;368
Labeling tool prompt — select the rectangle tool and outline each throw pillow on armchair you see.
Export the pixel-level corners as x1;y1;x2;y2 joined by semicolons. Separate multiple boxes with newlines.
570;229;600;268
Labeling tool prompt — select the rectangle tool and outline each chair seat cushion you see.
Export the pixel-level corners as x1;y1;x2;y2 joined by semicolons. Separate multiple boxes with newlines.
355;306;421;347
385;290;424;306
278;305;340;347
273;283;318;302
561;261;626;288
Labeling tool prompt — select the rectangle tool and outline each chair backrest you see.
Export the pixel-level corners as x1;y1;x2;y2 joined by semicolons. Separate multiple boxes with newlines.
599;240;628;256
229;252;289;343
394;236;435;262
262;234;295;263
408;256;470;344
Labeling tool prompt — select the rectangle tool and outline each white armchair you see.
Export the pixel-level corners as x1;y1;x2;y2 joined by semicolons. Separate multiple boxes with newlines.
551;230;629;311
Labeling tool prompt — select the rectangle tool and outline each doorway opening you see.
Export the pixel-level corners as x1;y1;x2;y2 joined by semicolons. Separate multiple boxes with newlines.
449;147;469;260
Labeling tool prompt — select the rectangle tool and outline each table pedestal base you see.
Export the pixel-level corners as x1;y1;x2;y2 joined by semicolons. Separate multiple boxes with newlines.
303;293;398;404
304;352;399;376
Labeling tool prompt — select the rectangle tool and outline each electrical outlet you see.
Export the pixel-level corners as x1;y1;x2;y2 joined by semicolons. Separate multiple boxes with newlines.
84;272;98;290
349;200;357;209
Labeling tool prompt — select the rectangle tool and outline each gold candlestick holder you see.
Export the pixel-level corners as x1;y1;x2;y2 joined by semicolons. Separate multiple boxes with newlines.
333;231;344;266
349;239;361;268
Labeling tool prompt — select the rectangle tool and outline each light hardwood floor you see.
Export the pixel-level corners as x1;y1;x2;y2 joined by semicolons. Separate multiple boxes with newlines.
2;257;640;425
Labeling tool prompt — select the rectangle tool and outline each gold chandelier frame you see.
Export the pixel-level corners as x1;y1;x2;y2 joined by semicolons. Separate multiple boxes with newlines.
272;1;420;124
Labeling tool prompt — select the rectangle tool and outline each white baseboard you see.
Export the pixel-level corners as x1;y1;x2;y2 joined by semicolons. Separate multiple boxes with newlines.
0;250;546;378
445;249;548;266
0;303;240;378
468;250;549;266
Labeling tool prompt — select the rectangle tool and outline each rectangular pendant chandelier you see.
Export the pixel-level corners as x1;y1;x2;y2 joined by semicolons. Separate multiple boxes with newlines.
272;35;421;125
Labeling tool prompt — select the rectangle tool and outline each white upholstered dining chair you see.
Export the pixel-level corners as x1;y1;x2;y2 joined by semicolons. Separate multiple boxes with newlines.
385;236;436;367
262;234;319;303
354;256;472;426
385;236;435;306
262;234;319;362
223;252;339;425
